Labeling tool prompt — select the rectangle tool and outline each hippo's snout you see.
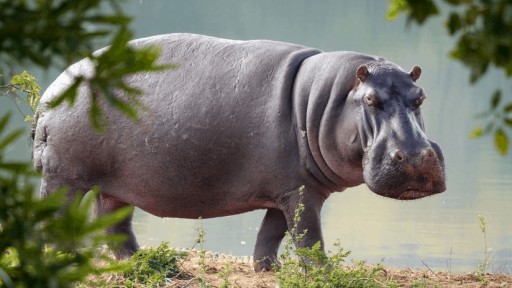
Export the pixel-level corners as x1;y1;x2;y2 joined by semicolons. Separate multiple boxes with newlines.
363;141;446;200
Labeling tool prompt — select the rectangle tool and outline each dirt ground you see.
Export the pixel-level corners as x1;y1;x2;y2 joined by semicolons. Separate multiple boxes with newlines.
165;250;512;288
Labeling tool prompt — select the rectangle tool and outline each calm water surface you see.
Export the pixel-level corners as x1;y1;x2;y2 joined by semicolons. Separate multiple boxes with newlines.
2;0;511;274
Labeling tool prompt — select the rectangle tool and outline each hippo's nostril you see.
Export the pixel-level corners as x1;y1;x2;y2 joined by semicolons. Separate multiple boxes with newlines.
421;148;435;162
392;150;405;162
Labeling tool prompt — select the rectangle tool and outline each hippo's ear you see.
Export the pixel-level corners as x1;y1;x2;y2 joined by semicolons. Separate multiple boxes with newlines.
356;65;369;82
409;66;422;82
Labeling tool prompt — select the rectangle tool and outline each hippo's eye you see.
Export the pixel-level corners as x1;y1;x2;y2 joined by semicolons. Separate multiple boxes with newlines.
365;94;379;108
414;95;426;109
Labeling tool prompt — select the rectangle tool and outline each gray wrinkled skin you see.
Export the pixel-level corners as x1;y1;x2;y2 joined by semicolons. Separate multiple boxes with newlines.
32;33;446;272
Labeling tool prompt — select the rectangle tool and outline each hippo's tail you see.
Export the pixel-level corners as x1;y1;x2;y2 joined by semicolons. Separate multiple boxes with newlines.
30;110;39;143
31;107;47;173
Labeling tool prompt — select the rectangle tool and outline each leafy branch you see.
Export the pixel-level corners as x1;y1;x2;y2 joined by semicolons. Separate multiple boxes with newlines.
0;0;174;286
0;114;132;287
0;71;41;122
0;0;130;72
469;90;512;154
47;27;172;132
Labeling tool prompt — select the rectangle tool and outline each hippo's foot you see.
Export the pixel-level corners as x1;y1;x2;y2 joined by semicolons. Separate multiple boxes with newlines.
111;240;140;260
254;256;280;272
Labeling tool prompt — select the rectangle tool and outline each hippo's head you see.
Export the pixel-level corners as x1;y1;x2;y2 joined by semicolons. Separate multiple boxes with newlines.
350;62;446;200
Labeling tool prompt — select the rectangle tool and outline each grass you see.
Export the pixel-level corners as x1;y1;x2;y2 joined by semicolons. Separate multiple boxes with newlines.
74;199;508;287
77;243;187;288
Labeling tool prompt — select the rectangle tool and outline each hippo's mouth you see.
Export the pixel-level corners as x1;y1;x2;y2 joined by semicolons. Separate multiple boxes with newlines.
398;189;435;200
369;181;445;200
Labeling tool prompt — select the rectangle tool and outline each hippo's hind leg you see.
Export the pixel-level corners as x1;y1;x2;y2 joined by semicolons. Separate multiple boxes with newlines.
95;193;139;259
254;208;288;272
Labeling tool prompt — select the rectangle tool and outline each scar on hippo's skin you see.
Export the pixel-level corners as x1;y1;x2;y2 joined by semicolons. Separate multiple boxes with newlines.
356;65;369;82
409;66;421;82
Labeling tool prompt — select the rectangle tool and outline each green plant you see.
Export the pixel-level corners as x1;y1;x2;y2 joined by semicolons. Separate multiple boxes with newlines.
276;240;385;288
275;186;385;288
475;214;492;277
195;219;212;287
410;279;429;288
1;0;171;132
217;262;234;288
0;116;131;287
45;27;171;132
0;1;173;286
384;280;401;288
0;71;41;123
193;218;207;270
470;91;512;155
121;242;186;287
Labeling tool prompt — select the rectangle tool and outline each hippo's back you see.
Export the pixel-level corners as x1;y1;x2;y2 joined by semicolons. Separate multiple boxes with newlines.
33;33;321;217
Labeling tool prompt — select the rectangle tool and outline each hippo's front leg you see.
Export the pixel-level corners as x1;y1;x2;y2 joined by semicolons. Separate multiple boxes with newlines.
254;208;288;271
282;186;327;253
254;186;327;272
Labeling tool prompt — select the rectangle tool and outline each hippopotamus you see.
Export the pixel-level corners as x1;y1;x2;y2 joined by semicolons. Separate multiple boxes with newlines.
32;33;446;272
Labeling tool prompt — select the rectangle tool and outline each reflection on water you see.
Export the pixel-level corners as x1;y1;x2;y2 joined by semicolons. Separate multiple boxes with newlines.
2;0;511;274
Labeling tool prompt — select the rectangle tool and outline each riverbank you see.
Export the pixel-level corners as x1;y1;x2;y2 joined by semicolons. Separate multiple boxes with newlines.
95;248;512;287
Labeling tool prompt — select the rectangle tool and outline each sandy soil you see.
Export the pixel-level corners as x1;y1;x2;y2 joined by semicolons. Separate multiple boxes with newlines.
164;250;512;288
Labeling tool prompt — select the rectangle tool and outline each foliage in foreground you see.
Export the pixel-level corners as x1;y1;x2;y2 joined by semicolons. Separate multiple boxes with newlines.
0;115;131;287
0;0;170;133
0;1;171;286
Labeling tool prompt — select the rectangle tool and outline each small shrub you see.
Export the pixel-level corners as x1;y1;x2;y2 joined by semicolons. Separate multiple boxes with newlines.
410;279;429;288
217;262;233;288
0;115;130;287
276;240;384;288
122;242;186;287
475;214;492;276
275;186;385;288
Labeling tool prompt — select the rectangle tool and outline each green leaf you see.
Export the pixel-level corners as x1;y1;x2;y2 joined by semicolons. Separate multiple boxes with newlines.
504;103;512;113
491;90;501;110
494;128;508;155
0;113;11;135
0;130;24;151
464;5;479;26
446;12;462;35
83;206;132;236
89;94;106;133
386;0;410;20
48;77;83;108
469;125;483;138
6;71;41;113
110;97;139;119
0;162;31;173
505;118;512;127
406;0;439;25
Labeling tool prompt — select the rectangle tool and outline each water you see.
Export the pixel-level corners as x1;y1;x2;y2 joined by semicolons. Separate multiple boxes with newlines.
2;0;511;274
